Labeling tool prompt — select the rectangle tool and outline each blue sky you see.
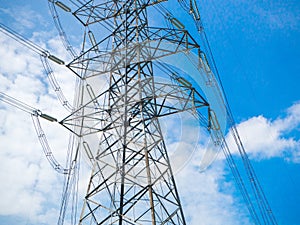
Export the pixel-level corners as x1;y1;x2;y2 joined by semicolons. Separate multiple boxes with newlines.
198;1;300;224
0;0;299;225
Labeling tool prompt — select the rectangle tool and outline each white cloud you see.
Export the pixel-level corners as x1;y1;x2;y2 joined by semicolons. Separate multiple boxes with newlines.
176;152;251;225
172;101;300;225
0;19;77;225
0;109;62;224
226;102;300;162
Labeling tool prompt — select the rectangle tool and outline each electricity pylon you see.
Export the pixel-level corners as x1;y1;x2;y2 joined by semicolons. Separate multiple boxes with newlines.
0;0;278;224
57;0;211;224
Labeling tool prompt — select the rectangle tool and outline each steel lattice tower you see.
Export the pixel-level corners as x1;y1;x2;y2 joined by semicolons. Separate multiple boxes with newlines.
58;0;209;224
0;1;279;224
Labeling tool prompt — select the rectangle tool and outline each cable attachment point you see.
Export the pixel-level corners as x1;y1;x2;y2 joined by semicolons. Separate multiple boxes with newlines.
55;1;71;12
40;113;58;122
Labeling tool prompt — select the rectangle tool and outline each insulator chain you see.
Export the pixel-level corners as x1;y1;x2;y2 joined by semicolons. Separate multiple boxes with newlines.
31;112;71;174
40;56;74;112
48;0;77;58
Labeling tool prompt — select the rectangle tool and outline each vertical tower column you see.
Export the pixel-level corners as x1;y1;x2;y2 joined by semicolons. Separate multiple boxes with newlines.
77;1;186;224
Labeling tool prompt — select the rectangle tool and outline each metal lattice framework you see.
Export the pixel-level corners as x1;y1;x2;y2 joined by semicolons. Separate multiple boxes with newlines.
61;1;209;224
0;0;279;225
